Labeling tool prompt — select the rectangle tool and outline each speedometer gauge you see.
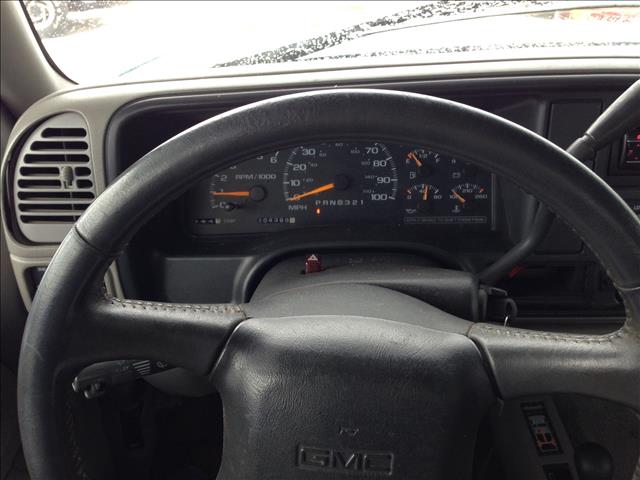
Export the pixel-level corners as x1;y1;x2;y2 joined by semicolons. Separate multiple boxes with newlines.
283;142;398;215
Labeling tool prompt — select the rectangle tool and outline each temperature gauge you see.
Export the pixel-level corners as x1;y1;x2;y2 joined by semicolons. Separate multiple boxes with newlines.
449;182;490;215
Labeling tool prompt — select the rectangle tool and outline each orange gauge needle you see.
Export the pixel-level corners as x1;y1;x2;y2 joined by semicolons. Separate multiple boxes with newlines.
408;151;423;167
451;190;466;204
422;184;429;201
287;182;335;202
210;191;251;197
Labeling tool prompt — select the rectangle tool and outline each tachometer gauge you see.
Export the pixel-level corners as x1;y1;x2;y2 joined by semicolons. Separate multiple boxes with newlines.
449;182;490;215
405;183;444;214
208;151;280;211
282;142;398;214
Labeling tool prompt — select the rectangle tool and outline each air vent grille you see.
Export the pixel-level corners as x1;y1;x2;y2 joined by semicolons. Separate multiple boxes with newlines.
14;113;96;243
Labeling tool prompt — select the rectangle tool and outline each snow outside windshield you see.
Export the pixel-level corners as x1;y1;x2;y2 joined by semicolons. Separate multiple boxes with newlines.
22;0;640;84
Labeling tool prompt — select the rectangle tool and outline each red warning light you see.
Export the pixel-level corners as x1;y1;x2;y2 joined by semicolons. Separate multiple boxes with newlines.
305;254;322;274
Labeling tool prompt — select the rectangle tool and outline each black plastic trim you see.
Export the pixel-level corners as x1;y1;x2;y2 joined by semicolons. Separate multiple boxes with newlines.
104;73;639;184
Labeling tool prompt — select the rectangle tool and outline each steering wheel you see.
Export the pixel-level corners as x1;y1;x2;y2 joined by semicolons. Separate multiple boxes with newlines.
18;90;640;479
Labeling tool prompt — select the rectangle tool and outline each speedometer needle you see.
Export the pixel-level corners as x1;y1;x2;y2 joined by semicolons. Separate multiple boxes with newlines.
287;183;335;202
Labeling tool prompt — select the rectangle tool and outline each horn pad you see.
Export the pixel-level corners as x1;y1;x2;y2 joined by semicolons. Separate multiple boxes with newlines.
213;315;495;479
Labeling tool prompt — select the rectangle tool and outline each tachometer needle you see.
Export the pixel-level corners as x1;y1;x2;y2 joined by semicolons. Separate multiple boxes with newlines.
210;191;251;197
451;190;466;204
287;183;335;202
408;151;423;167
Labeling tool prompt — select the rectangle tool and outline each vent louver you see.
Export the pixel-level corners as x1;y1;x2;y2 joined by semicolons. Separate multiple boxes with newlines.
14;113;96;243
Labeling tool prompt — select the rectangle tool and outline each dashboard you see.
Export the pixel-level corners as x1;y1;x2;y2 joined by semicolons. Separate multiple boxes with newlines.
2;61;638;323
188;142;494;235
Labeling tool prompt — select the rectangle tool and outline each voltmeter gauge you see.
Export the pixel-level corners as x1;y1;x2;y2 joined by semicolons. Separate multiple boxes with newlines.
405;149;441;178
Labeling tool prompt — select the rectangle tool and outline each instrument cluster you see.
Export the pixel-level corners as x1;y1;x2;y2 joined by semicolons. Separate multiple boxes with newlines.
188;141;494;235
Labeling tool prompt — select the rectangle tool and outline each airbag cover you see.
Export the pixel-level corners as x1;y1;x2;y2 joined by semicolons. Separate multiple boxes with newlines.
213;315;494;479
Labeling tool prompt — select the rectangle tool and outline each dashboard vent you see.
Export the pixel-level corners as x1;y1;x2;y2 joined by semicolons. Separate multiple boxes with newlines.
13;113;96;243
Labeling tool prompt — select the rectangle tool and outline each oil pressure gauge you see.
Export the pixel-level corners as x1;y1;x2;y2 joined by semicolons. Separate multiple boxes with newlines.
405;183;444;214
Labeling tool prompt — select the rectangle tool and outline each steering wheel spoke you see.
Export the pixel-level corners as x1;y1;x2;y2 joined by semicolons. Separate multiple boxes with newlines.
67;293;245;376
26;229;247;376
469;288;640;410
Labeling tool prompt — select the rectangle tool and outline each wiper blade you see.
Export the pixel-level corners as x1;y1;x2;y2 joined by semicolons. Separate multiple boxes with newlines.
212;0;554;68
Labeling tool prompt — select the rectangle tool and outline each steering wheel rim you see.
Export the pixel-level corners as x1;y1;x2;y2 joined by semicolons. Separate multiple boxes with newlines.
18;89;640;479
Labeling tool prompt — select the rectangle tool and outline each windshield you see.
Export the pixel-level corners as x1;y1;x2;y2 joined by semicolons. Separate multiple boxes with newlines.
23;0;640;84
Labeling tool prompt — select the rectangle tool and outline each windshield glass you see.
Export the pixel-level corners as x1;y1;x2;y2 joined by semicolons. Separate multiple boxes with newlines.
23;0;640;84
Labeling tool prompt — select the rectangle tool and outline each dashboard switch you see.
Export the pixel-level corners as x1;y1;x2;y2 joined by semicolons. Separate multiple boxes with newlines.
620;126;640;171
522;401;562;455
305;254;322;274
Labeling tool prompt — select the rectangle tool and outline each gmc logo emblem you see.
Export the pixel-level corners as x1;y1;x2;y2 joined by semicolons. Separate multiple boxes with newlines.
297;445;394;476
